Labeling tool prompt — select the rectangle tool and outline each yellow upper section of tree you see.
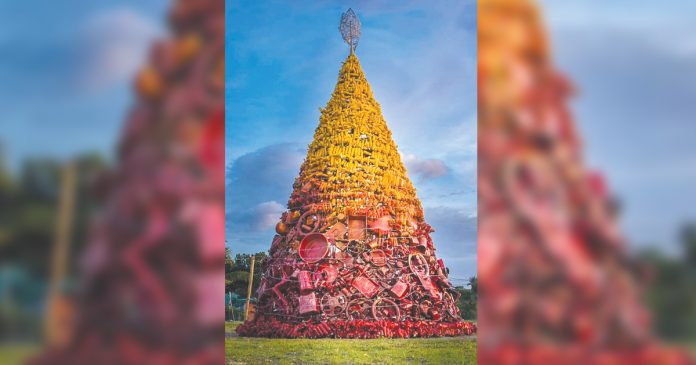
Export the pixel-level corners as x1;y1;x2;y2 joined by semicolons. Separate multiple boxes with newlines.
288;54;423;222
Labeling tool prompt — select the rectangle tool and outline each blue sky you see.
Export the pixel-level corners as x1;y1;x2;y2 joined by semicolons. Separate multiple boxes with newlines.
0;0;167;172
226;0;478;282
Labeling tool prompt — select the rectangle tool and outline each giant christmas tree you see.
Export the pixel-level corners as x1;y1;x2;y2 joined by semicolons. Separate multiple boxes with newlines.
237;9;476;339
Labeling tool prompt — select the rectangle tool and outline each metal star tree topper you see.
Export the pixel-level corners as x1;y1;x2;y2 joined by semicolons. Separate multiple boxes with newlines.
340;8;361;53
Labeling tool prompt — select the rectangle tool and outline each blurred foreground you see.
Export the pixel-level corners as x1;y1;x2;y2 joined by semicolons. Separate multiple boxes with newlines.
478;0;694;364
1;0;224;364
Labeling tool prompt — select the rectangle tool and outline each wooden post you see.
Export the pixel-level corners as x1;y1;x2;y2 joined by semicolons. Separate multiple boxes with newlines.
245;255;256;320
46;162;77;346
51;163;77;290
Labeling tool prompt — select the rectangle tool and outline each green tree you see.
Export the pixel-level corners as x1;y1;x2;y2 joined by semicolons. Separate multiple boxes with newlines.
0;151;108;340
455;276;477;321
225;249;268;298
640;223;696;342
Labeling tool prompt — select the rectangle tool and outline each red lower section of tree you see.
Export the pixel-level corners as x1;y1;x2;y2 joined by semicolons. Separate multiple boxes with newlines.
237;316;476;338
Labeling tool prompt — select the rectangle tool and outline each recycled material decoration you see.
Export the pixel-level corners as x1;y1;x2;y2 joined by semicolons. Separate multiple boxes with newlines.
237;9;476;339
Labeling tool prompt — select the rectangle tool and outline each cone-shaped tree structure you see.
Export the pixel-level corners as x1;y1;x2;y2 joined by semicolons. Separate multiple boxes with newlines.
288;53;423;222
237;15;475;339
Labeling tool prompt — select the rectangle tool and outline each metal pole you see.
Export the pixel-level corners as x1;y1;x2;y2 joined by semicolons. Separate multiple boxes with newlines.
245;255;256;320
349;22;354;54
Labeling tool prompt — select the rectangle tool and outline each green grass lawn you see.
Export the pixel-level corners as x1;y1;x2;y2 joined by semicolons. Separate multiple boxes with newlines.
0;344;39;365
225;322;477;365
674;340;696;356
226;321;241;333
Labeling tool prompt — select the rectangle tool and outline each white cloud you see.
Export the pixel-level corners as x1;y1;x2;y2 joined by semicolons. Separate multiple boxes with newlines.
403;154;449;180
252;201;285;231
80;7;164;91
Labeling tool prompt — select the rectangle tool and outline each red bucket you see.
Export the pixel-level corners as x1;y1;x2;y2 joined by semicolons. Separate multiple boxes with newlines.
389;280;409;298
298;270;314;291
298;292;318;314
370;249;387;266
352;275;379;298
299;233;329;263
